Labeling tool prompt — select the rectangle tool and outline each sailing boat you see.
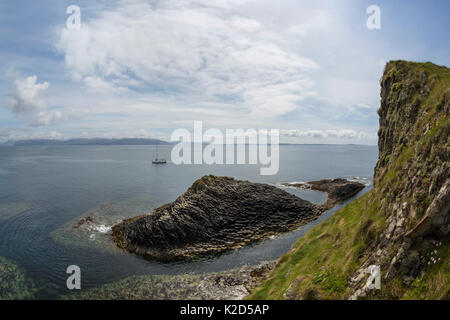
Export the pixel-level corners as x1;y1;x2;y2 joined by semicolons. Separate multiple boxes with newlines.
152;143;167;164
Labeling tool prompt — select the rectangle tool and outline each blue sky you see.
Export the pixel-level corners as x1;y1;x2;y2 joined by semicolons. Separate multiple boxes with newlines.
0;0;449;144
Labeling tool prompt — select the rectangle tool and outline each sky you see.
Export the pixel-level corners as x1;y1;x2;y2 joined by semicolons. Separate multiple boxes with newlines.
0;0;449;144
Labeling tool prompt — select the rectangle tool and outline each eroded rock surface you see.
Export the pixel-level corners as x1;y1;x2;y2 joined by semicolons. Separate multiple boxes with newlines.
248;61;449;300
63;261;276;300
348;61;450;299
112;175;327;261
283;178;365;209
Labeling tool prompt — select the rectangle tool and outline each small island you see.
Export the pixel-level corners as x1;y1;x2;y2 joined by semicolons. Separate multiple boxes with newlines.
112;175;364;261
283;178;365;210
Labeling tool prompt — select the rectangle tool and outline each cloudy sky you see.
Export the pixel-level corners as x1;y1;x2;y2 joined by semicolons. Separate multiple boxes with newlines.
0;0;449;144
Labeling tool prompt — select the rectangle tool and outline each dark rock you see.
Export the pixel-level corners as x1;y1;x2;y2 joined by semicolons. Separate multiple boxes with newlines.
283;178;365;210
73;216;93;229
112;175;323;261
401;250;420;271
348;61;450;299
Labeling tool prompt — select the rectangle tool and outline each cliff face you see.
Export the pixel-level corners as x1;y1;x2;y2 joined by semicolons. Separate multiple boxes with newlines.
376;61;449;240
249;61;449;300
376;61;449;209
348;61;449;299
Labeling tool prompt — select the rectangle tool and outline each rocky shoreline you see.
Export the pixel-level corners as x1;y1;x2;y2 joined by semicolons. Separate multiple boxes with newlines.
63;261;276;300
50;197;158;254
283;178;365;210
112;175;365;262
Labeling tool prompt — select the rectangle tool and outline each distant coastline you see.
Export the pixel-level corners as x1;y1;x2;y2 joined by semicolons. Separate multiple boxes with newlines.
0;139;377;147
1;138;171;147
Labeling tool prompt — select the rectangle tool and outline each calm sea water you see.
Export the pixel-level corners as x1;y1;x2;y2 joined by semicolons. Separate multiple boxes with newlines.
0;144;377;298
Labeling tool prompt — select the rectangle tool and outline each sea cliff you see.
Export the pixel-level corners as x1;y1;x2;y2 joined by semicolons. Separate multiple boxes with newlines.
249;61;449;300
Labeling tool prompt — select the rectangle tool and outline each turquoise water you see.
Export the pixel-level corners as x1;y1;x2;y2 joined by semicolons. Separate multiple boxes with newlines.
0;144;377;298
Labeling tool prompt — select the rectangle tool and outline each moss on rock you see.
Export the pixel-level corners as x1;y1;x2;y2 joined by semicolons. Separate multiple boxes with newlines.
0;256;35;300
248;61;449;300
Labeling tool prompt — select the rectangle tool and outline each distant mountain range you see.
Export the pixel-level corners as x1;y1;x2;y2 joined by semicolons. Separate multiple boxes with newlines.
4;138;171;146
0;139;373;147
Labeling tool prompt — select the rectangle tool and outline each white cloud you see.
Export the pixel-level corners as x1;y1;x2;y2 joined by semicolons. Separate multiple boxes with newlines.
7;75;49;115
55;0;319;117
5;75;64;127
83;76;129;94
18;0;384;143
281;128;377;141
5;75;89;127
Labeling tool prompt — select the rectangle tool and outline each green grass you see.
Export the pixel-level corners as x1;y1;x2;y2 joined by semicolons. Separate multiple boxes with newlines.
248;191;384;300
402;241;449;300
312;269;347;294
248;61;450;300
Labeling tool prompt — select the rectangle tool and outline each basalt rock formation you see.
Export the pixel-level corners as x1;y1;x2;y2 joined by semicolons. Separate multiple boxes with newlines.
283;179;365;210
112;176;362;261
112;176;323;261
249;61;449;300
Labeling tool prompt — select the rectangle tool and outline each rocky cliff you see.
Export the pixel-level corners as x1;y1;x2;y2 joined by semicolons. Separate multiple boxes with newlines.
112;176;362;261
112;176;320;261
249;61;449;300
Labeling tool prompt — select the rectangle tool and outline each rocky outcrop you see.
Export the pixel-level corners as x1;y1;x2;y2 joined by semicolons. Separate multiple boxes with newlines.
62;261;276;300
249;61;449;300
283;179;365;209
197;261;276;300
112;175;329;261
348;61;450;299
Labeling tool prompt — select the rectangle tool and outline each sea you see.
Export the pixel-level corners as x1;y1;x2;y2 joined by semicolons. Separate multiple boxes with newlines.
0;144;378;298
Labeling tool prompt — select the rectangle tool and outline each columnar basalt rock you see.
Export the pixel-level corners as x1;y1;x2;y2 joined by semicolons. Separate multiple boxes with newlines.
112;175;364;261
112;176;324;261
283;178;365;210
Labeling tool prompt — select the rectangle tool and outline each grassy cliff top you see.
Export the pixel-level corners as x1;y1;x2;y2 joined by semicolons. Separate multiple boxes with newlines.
248;61;449;300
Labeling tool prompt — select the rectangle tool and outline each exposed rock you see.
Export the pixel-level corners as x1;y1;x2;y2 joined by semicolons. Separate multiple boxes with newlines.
73;216;93;229
249;61;449;301
405;179;450;237
62;261;276;300
112;175;324;261
283;178;365;209
348;61;450;299
51;198;156;254
197;261;276;300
